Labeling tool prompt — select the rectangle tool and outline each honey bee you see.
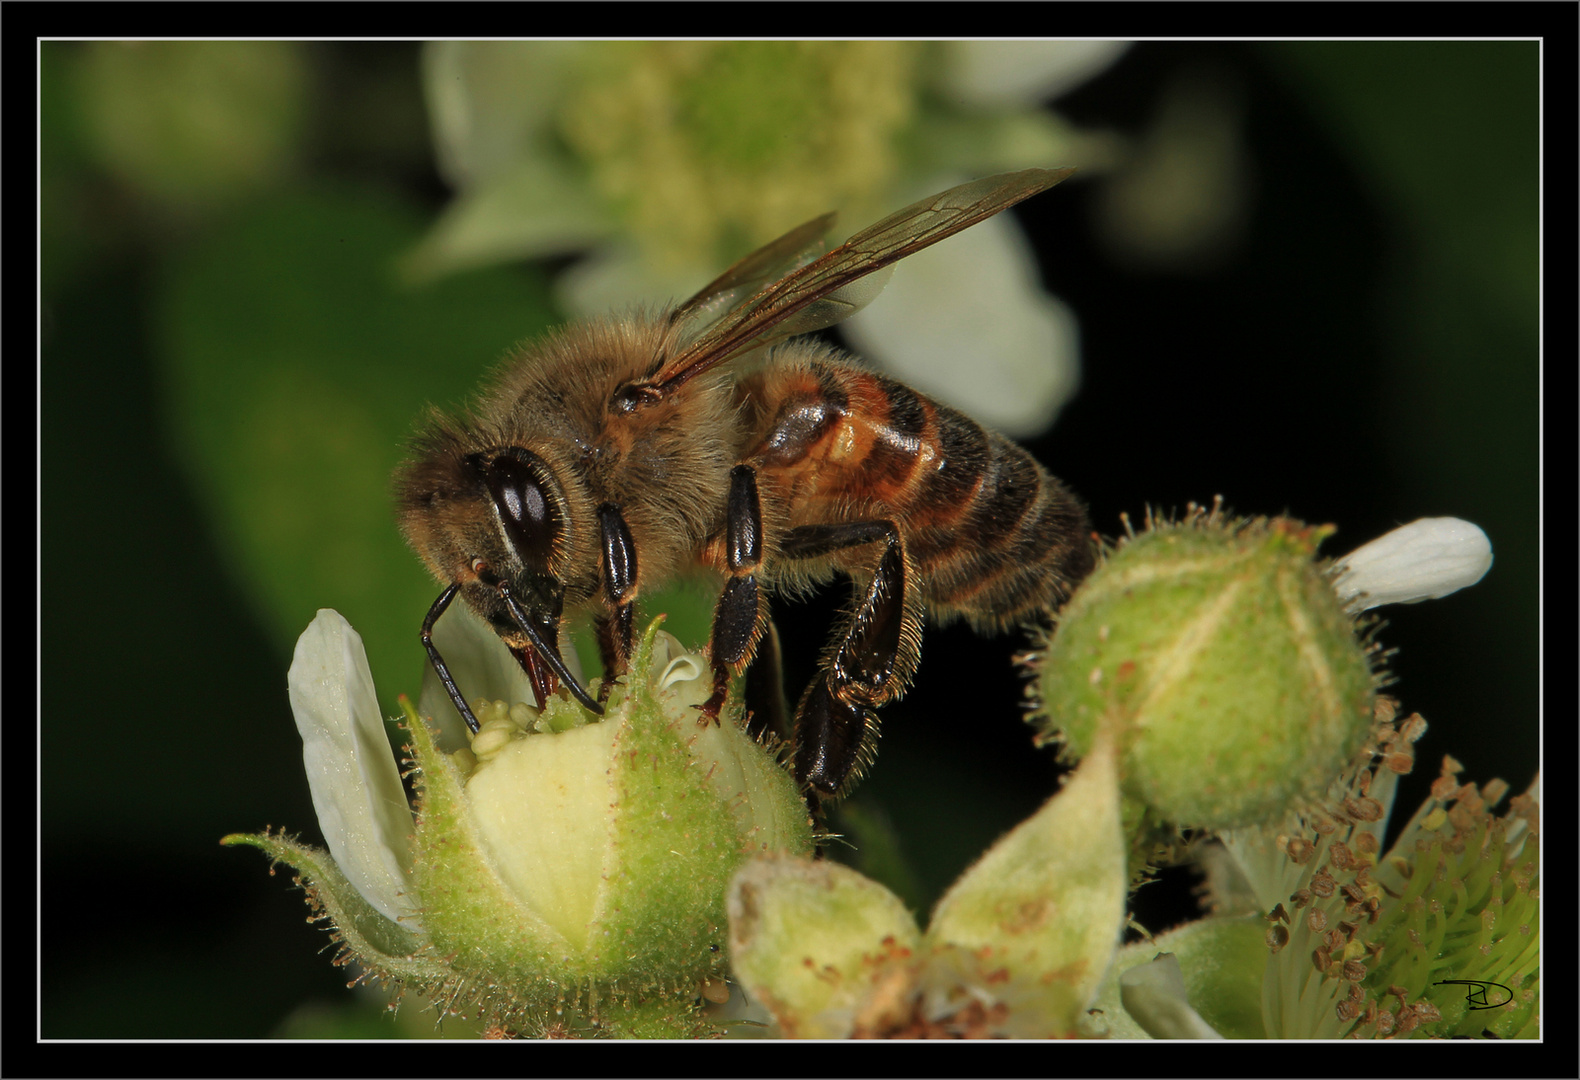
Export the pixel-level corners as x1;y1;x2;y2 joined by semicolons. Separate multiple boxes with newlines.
395;168;1095;799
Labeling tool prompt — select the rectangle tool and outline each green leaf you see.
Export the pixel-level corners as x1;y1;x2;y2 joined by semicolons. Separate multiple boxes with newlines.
156;186;558;711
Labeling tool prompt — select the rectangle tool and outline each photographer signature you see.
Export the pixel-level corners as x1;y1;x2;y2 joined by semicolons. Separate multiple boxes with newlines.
1435;979;1513;1010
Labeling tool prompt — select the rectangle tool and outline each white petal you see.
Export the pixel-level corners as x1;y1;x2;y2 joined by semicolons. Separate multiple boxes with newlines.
944;41;1131;105
422;41;583;188
653;631;707;691
554;241;699;319
289;610;422;930
653;631;712;710
842;210;1079;438
399;158;615;284
1331;518;1493;610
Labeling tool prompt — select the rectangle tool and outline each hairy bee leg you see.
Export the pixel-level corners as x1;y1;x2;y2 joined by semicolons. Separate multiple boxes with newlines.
779;521;918;798
592;615;622;704
422;582;482;734
794;677;878;801
596;503;639;702
743;620;791;744
701;465;768;722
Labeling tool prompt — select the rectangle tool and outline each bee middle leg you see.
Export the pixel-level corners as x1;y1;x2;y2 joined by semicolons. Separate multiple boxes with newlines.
743;620;791;744
698;467;790;744
595;502;638;702
778;520;920;799
701;465;769;722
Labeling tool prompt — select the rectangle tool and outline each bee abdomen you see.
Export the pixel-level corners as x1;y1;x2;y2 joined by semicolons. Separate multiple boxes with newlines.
900;394;1093;628
751;359;1093;626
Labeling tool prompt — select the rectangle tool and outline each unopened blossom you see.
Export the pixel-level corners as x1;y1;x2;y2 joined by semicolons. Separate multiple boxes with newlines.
227;609;811;1037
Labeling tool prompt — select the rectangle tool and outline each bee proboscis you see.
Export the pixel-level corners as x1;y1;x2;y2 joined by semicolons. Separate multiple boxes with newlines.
396;168;1095;799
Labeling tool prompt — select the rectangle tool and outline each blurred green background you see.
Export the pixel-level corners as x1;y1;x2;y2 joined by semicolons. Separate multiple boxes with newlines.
40;41;1538;1038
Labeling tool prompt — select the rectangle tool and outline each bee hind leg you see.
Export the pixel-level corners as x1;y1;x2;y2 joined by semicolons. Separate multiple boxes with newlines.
780;520;920;799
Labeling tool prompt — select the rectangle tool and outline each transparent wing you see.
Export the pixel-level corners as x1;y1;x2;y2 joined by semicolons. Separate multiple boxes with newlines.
650;167;1076;396
668;212;836;335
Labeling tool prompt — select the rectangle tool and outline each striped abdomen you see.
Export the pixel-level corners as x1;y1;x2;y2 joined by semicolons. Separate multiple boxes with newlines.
743;354;1094;630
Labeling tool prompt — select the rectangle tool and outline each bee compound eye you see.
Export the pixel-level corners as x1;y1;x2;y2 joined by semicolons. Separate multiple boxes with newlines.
482;449;560;568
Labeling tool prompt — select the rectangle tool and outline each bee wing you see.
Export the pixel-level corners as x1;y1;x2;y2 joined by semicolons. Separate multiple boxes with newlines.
651;167;1076;396
670;212;836;333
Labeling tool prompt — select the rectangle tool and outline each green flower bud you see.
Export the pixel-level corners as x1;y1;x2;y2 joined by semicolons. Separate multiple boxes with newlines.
1030;508;1379;830
727;732;1127;1039
227;610;812;1037
723;729;1131;1042
919;730;1128;1037
408;621;812;1011
726;856;924;1039
77;41;307;212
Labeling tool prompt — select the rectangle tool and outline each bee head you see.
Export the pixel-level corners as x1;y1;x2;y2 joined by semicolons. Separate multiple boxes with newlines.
398;438;600;717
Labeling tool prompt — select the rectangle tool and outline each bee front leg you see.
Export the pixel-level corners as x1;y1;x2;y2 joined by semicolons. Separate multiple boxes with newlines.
596;503;638;702
701;465;768;723
779;521;920;799
422;581;483;734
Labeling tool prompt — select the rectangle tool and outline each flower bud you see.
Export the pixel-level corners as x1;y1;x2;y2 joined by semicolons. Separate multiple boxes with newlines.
920;729;1128;1037
407;622;813;1014
228;611;812;1036
726;856;924;1039
1030;510;1378;830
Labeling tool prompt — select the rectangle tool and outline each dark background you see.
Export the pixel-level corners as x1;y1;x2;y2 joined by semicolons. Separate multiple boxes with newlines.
40;41;1543;1038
